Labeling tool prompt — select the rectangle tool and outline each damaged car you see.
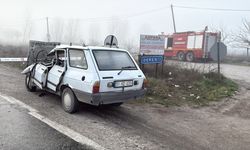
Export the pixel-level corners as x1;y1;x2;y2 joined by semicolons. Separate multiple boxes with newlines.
22;44;147;113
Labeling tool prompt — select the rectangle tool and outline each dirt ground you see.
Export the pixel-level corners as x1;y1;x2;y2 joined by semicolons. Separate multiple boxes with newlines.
0;63;250;150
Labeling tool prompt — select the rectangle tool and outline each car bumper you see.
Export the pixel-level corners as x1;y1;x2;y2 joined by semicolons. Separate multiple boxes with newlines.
73;89;146;106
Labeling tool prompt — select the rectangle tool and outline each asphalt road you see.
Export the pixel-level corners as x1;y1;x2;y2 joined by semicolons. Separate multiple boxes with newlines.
0;63;250;150
0;96;91;150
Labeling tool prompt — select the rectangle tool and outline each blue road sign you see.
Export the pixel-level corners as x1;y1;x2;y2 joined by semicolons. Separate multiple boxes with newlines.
140;55;164;64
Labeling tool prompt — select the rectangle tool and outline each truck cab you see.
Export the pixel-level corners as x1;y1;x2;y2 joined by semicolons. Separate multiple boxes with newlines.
22;45;147;113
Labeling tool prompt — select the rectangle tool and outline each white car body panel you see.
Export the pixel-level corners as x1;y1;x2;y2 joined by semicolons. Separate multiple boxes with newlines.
33;64;47;88
47;65;64;91
23;45;146;106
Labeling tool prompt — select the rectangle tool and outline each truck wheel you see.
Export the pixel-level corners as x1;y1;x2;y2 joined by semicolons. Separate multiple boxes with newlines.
177;52;185;61
62;87;79;113
25;75;36;92
186;52;195;62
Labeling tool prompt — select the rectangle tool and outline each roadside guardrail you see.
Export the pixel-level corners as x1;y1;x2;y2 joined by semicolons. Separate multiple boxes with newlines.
0;58;27;62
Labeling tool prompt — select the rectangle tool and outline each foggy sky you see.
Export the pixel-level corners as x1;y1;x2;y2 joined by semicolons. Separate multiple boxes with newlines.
0;0;249;53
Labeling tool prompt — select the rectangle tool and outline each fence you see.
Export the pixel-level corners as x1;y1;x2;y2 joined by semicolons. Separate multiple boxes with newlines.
0;58;27;62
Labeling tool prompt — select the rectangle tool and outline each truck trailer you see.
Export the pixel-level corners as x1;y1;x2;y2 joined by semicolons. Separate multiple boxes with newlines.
164;30;219;62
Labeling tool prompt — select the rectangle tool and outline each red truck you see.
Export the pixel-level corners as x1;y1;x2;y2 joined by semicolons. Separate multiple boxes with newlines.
164;30;219;62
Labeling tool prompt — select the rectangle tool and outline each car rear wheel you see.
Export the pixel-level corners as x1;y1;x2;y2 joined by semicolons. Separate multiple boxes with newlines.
62;87;79;113
177;51;185;61
186;52;195;62
25;75;36;92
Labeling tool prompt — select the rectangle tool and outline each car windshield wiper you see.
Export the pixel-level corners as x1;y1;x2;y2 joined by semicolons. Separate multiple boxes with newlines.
117;66;136;75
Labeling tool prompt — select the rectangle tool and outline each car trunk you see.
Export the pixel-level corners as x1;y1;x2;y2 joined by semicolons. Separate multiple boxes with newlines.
98;70;144;92
91;49;145;93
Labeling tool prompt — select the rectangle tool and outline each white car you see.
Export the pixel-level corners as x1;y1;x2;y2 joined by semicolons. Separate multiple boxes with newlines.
22;45;147;113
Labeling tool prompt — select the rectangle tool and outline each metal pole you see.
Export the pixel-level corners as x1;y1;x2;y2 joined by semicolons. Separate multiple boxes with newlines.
161;56;164;76
46;17;51;42
217;32;221;79
110;35;114;48
171;4;177;33
155;64;158;78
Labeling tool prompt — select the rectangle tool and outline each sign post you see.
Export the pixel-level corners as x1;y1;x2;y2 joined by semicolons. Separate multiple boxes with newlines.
210;32;227;80
139;35;165;78
217;35;221;79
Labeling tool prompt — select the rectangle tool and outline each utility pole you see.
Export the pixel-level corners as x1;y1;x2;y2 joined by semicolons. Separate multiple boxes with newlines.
46;17;51;42
171;4;176;33
247;47;249;61
247;47;249;57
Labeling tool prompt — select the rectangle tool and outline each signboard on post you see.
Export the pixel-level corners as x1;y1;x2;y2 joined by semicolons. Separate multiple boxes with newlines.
140;35;165;55
139;34;165;78
140;55;164;64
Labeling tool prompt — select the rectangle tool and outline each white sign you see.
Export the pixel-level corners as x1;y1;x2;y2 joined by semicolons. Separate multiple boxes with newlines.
140;35;165;55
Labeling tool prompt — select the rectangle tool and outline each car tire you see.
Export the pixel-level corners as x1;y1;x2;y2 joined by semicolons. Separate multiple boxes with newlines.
186;51;195;62
62;87;79;113
177;51;185;61
110;102;123;107
25;75;36;92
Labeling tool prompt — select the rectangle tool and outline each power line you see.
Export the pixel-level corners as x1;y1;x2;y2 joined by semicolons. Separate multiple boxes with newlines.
173;5;250;12
48;6;169;23
123;6;169;18
0;5;170;26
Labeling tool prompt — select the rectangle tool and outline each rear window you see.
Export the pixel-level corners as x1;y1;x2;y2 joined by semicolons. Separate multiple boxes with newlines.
92;50;137;71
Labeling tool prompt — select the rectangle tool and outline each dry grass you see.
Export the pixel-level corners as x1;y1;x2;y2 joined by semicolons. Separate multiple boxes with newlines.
135;64;238;107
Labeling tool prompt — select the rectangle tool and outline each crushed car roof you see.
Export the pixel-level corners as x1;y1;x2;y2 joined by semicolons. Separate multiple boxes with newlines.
48;45;127;56
48;45;128;56
52;45;126;51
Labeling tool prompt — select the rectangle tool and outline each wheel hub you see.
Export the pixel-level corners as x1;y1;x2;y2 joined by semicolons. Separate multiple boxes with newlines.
64;93;72;109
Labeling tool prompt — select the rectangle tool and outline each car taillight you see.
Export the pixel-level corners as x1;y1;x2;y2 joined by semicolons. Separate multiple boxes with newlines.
92;81;100;94
142;79;148;89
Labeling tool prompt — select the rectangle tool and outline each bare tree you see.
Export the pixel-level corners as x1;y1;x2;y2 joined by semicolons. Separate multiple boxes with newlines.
63;19;81;43
88;23;101;46
230;19;250;58
210;25;232;45
123;38;136;52
107;17;129;47
22;18;33;45
51;18;65;42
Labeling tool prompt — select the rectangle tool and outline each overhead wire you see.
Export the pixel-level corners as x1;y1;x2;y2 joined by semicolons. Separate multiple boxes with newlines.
1;5;248;25
173;5;250;12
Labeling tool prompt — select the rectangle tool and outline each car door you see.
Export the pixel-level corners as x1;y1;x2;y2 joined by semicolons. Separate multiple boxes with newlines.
33;64;48;89
47;49;66;92
64;49;91;92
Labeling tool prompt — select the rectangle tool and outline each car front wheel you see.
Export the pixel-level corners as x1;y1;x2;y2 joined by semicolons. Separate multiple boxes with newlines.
62;87;79;113
25;75;36;92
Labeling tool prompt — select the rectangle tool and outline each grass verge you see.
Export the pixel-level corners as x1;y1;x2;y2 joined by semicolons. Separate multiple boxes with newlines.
135;65;238;107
